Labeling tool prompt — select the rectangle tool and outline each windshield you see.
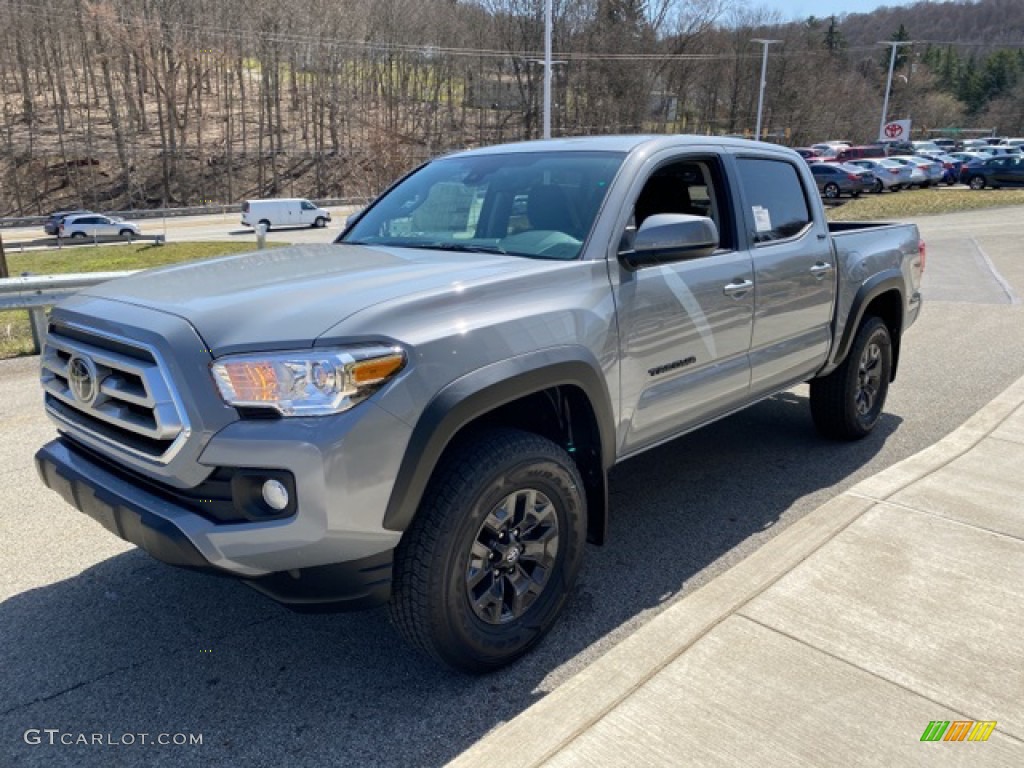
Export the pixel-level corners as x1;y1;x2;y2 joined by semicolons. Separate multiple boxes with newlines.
340;151;625;260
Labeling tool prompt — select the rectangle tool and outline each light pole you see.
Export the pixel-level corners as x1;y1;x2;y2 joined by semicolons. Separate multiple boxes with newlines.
752;39;781;141
878;40;914;141
544;0;553;138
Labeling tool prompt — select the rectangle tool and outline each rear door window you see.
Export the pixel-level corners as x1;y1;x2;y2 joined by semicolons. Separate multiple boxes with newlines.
735;158;812;244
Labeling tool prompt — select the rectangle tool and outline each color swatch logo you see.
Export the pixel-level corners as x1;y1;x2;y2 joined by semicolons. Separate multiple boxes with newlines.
920;721;997;742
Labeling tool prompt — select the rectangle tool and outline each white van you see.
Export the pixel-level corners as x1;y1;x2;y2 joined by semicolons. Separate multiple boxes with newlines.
241;198;331;230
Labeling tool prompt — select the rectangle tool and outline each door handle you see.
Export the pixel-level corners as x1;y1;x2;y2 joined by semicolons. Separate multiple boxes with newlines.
723;279;753;298
810;262;834;279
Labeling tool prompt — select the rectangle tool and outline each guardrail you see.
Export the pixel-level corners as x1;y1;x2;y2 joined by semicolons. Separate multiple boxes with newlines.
2;233;166;252
0;271;135;354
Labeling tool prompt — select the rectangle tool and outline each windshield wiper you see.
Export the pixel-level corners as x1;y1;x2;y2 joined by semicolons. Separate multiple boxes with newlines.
432;242;508;255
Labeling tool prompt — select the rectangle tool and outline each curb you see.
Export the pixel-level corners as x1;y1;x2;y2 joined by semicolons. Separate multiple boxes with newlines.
448;373;1024;768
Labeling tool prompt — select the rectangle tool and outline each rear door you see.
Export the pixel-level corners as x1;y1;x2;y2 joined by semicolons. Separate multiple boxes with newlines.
613;151;755;454
733;155;836;397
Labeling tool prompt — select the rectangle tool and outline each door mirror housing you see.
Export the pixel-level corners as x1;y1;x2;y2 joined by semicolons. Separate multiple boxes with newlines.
619;214;719;271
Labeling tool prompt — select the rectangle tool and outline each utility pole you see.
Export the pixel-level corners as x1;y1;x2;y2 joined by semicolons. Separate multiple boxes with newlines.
878;40;914;141
752;39;781;141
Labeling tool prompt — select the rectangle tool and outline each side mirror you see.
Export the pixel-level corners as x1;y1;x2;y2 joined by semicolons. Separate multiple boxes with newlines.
619;214;719;271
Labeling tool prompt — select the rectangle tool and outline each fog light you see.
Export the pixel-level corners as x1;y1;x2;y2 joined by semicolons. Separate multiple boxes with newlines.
262;479;290;511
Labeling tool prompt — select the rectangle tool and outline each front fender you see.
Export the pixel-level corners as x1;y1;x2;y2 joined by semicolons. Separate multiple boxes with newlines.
382;347;615;533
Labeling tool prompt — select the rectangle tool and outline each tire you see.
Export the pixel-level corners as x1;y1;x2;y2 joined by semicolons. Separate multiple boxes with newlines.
823;183;840;199
313;216;326;228
389;428;587;673
259;219;271;231
872;180;883;194
852;191;861;198
70;232;86;239
968;176;985;190
119;229;134;238
810;316;892;440
920;181;931;188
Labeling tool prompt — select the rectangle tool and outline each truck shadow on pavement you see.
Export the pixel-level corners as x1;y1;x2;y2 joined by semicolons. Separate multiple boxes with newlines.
1;390;900;768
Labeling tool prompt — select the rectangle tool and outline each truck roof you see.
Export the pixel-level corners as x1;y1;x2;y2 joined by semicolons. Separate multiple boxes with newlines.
444;134;788;159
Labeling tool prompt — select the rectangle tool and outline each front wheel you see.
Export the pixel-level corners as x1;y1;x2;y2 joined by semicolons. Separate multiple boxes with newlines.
968;176;986;190
810;316;892;440
389;428;587;673
313;216;326;228
823;183;840;199
873;180;884;194
119;229;134;238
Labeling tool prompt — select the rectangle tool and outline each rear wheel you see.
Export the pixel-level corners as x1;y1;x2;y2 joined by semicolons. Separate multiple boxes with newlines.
810;316;892;440
70;231;86;239
823;183;840;199
390;428;586;673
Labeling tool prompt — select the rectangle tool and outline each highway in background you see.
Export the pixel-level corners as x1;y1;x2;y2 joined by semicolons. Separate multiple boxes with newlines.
0;205;363;252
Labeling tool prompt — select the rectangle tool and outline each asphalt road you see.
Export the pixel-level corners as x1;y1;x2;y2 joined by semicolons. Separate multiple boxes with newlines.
0;206;360;251
2;207;1022;767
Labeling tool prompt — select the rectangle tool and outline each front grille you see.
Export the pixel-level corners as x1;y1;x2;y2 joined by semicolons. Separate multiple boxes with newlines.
41;322;190;463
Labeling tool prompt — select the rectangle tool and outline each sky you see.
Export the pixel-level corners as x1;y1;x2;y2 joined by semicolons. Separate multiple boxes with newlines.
750;0;920;22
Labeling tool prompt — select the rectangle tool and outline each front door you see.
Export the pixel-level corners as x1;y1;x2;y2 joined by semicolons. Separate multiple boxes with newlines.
614;154;754;454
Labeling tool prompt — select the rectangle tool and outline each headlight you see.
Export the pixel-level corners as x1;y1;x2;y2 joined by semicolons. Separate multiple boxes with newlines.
211;345;406;416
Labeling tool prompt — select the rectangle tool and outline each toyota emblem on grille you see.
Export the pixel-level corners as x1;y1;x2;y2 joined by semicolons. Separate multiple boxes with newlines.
67;355;99;405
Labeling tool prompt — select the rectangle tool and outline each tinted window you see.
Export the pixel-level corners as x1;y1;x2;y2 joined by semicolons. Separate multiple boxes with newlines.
736;158;812;244
632;157;735;251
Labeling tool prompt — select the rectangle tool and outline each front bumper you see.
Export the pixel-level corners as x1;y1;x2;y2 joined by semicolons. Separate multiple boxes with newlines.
35;438;395;611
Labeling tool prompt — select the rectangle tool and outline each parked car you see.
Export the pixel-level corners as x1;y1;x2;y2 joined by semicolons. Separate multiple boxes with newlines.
831;145;887;163
881;140;915;155
43;210;92;236
962;139;991;150
847;158;911;192
962;155;1024;189
932;138;958;151
888;156;943;187
916;151;963;185
997;137;1024;148
974;145;1021;158
59;213;141;239
809;161;866;198
794;147;822;160
241;198;332;230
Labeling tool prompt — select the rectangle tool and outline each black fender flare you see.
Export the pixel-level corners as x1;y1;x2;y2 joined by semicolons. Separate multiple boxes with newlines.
831;270;905;374
382;347;615;533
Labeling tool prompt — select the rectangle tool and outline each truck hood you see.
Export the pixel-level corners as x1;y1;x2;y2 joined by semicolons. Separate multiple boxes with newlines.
78;243;543;354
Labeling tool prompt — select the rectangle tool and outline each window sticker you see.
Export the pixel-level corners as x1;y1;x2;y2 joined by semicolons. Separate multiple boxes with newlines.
752;205;772;233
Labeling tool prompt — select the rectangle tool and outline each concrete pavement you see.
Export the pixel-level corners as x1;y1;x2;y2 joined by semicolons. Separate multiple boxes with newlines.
451;374;1024;767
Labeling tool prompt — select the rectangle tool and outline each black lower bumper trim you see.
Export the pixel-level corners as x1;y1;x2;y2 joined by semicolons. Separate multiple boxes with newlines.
243;549;393;613
35;438;394;610
35;439;215;572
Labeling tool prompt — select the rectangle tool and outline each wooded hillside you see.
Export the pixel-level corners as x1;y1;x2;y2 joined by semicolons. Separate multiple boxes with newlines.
2;0;1023;215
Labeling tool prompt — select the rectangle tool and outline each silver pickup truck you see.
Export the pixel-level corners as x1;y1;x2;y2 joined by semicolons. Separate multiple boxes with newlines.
35;136;924;672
